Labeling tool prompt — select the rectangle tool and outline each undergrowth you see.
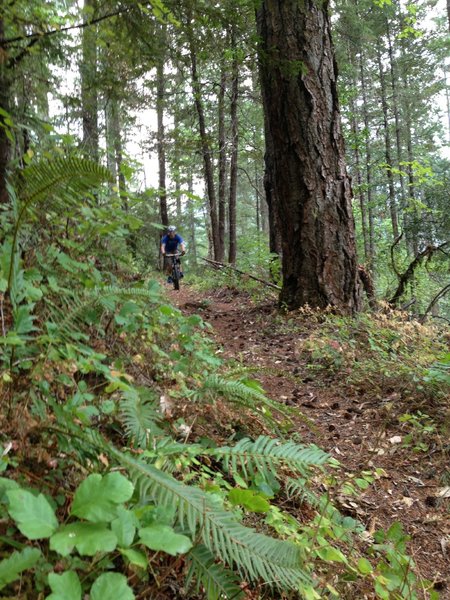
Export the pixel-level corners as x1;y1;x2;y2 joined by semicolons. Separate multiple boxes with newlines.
0;154;440;599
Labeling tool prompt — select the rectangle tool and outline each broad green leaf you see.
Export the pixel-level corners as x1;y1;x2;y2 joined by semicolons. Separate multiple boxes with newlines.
71;473;134;522
119;548;147;569
0;547;41;590
139;525;192;556
228;489;271;513
111;508;136;547
47;571;82;600
50;523;117;556
7;489;58;539
0;476;20;501
316;546;347;563
90;572;135;600
357;557;373;574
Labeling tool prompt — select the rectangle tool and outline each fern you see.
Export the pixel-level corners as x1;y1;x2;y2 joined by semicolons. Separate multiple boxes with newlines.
186;545;244;600
107;444;314;590
191;374;295;424
120;386;162;448
7;156;113;293
214;436;329;482
46;284;160;344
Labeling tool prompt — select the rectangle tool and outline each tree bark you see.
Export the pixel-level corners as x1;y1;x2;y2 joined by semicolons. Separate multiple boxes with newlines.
81;0;99;160
217;62;227;262
358;51;375;271
188;31;219;259
257;0;361;312
376;43;399;240
156;53;168;227
228;31;239;265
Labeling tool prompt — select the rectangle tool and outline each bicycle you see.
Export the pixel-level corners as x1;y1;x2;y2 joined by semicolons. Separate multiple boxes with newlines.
165;253;183;290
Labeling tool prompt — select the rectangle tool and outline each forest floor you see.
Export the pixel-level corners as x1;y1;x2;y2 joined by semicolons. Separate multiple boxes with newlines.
167;282;449;599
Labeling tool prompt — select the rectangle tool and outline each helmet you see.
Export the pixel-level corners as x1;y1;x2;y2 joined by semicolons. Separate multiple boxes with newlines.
167;225;176;232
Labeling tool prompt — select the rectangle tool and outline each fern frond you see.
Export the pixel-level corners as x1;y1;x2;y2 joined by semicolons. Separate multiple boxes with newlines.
18;156;113;207
46;284;160;343
192;374;295;424
214;436;329;482
186;545;244;600
107;445;313;590
120;387;162;448
285;477;322;507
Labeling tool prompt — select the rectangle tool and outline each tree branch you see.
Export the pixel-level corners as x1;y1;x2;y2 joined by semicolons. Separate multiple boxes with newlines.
390;231;403;278
389;241;449;306
1;2;154;48
420;283;450;324
201;257;281;290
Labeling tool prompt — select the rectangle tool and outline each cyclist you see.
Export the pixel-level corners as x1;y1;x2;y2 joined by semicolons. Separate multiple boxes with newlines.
161;226;186;283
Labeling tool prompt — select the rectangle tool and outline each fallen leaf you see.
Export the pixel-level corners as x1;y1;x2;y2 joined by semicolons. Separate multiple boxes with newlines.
389;435;402;444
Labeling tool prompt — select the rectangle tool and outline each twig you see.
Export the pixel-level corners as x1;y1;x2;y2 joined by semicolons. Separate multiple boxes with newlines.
201;257;281;290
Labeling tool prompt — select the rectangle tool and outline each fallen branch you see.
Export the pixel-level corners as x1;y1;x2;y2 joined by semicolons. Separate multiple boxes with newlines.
389;242;449;306
201;257;281;290
420;284;450;324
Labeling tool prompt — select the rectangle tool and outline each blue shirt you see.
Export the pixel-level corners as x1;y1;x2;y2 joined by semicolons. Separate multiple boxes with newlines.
162;234;184;253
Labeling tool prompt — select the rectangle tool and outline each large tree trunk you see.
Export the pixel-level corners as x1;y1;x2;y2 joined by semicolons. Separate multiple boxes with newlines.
257;0;361;312
81;0;99;160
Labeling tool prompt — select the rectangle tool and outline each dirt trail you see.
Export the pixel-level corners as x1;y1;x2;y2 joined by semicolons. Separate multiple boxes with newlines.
168;283;449;597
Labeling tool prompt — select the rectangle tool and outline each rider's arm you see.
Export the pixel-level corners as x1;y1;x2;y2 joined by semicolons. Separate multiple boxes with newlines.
180;242;186;255
161;243;166;255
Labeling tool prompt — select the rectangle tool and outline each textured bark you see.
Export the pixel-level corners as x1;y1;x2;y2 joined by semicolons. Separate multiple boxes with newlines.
81;0;99;160
0;15;11;206
156;56;168;226
228;32;239;266
188;32;219;259
217;63;227;262
257;0;361;312
376;44;399;240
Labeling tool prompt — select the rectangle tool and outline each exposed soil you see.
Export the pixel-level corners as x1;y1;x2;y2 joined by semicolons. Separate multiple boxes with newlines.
167;283;450;599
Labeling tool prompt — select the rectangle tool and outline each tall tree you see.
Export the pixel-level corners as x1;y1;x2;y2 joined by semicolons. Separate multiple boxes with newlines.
257;0;362;312
80;0;99;160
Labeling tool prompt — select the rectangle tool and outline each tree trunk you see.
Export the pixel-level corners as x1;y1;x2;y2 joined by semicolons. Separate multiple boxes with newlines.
257;0;361;312
228;32;239;265
376;43;399;239
359;52;375;271
0;15;11;206
217;62;227;262
188;172;198;266
81;0;99;160
188;32;219;259
156;54;168;226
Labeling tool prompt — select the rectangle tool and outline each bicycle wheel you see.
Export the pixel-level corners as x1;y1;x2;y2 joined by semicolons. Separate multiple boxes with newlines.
172;264;180;290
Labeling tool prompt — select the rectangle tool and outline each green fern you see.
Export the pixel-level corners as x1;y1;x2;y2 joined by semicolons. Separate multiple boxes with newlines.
107;444;313;590
120;386;162;448
46;284;160;344
191;374;295;424
186;545;244;600
214;436;329;482
7;156;113;293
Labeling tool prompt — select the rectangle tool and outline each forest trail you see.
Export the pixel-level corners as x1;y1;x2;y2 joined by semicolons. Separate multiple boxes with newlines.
167;283;449;597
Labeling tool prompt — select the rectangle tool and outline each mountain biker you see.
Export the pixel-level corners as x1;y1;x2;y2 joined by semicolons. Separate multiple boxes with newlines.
161;226;186;283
